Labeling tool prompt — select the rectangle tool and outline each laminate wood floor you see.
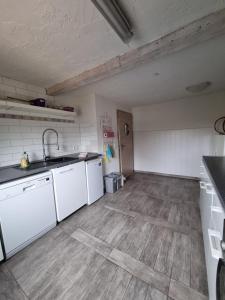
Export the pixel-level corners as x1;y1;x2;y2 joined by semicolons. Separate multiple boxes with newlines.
0;173;208;300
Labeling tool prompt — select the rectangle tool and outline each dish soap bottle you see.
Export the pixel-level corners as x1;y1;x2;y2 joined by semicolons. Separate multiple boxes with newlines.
20;152;29;169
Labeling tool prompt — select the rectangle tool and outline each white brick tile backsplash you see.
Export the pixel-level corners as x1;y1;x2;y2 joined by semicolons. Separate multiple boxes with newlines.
0;126;9;133
2;77;27;89
0;83;16;94
25;83;45;94
0;154;13;162
0;75;98;165
0;119;20;125
0;140;11;148
15;87;37;98
0;75;54;102
0;117;98;166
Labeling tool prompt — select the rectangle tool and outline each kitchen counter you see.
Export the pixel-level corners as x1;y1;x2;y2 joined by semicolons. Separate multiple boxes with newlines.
0;153;100;185
203;156;225;210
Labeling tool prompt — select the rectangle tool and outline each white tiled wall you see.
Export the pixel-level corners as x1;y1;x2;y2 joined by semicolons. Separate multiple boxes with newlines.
0;118;98;167
0;76;98;167
0;75;53;102
79;123;98;152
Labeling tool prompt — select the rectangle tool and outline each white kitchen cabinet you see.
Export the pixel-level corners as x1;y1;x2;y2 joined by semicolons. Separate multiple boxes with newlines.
52;161;88;222
199;161;224;300
199;163;213;234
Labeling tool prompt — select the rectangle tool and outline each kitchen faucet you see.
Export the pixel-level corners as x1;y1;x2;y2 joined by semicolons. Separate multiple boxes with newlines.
42;128;59;161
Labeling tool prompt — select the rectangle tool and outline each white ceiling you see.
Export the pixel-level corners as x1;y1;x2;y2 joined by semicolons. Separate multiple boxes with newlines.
62;35;225;107
0;0;224;87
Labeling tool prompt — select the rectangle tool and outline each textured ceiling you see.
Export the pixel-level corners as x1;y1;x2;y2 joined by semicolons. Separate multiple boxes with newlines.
64;36;225;107
0;0;225;87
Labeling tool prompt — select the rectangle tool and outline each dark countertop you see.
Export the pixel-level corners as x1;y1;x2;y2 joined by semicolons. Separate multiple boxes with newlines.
0;153;100;185
203;156;225;210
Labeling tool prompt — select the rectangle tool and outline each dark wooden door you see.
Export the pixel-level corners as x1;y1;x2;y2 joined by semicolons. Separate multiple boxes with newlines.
117;110;134;177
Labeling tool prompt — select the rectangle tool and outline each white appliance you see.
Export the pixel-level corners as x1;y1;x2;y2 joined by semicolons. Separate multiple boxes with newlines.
0;172;56;259
52;161;88;221
86;158;104;205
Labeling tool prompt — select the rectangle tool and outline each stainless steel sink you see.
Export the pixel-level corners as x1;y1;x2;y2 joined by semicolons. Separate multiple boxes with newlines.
13;156;78;171
47;156;77;163
13;160;55;171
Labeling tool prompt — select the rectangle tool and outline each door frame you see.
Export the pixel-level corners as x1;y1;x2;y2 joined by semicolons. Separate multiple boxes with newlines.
117;109;134;176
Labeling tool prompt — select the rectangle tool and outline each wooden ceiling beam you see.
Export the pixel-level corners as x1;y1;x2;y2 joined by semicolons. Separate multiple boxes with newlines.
46;8;225;96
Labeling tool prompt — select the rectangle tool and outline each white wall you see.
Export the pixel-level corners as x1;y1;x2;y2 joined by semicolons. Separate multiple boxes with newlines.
133;91;225;177
56;93;131;174
95;95;130;174
54;92;99;153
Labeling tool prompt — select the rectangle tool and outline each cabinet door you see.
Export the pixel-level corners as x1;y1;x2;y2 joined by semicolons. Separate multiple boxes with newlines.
211;193;225;237
52;162;88;221
0;175;56;256
0;243;4;261
200;181;207;229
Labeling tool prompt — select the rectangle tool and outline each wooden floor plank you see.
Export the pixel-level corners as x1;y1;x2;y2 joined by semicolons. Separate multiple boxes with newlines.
105;203;191;235
140;225;165;268
104;204;137;218
60;252;107;300
71;228;113;258
72;227;170;295
94;210;129;244
122;276;150;300
190;231;208;296
79;261;132;300
154;228;175;276
0;265;28;300
171;232;191;287
109;248;170;294
169;279;208;300
100;266;132;300
115;220;152;260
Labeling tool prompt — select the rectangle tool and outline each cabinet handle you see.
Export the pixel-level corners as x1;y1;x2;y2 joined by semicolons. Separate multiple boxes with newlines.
221;241;225;252
211;206;223;214
23;185;36;192
200;181;206;189
59;168;73;174
206;183;215;195
208;229;222;259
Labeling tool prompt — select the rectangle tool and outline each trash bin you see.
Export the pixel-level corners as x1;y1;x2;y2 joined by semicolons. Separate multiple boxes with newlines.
111;172;122;190
104;172;122;193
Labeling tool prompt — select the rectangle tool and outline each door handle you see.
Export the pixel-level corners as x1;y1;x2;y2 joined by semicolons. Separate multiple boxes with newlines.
23;185;36;192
